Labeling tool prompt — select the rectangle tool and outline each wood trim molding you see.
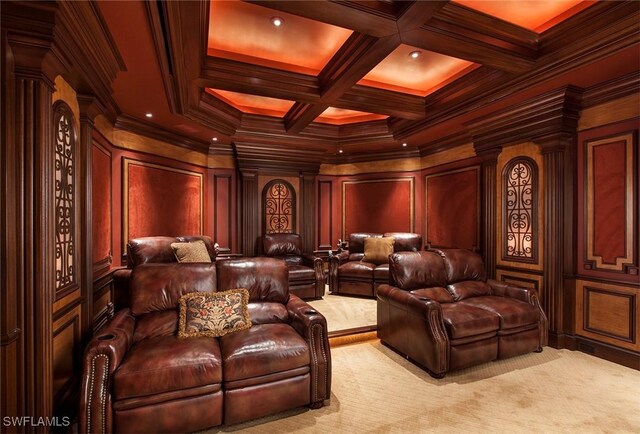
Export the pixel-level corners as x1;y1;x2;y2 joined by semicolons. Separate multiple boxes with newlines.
341;177;415;239
121;158;204;255
584;132;636;273
91;138;113;277
582;71;640;108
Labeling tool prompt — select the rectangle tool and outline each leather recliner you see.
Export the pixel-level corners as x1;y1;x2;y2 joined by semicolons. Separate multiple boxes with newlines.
262;233;324;300
113;235;219;310
328;232;423;298
80;258;331;433
377;248;548;378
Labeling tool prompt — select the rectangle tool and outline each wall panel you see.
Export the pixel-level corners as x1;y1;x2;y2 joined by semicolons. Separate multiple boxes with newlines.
425;167;479;249
213;174;232;249
123;158;204;253
91;139;112;275
575;279;639;351
318;180;333;249
342;178;414;238
577;120;639;282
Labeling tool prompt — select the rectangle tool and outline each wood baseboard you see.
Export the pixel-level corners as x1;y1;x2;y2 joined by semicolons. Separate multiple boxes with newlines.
550;332;639;370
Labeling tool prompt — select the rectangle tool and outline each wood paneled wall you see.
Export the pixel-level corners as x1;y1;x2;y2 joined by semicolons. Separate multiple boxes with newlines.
575;118;639;361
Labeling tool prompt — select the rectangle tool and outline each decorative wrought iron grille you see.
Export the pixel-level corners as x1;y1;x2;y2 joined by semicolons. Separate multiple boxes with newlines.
263;180;296;234
54;104;76;290
503;157;537;262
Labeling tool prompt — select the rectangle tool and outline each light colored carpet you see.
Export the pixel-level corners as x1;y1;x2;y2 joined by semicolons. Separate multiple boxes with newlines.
211;341;640;433
307;289;377;333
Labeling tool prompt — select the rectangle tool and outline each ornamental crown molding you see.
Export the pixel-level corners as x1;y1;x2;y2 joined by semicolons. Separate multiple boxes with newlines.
465;85;583;151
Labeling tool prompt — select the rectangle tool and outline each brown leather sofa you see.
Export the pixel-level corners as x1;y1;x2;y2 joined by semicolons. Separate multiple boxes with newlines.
262;233;324;300
80;258;331;433
329;232;423;297
377;248;547;378
113;235;219;309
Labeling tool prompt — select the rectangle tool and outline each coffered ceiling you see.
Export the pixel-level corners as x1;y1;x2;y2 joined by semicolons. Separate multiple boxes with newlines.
97;0;639;169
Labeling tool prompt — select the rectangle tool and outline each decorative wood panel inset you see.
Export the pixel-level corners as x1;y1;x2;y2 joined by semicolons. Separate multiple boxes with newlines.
214;174;232;249
54;102;78;297
576;279;639;352
318;180;333;249
425;167;479;249
495;268;542;294
585;132;635;272
91;140;112;275
262;179;296;234
52;304;81;402
502;157;538;263
123;159;204;254
343;178;414;239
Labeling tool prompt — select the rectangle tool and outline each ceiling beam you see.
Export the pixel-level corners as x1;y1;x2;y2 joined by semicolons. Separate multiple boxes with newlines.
396;0;449;31
244;0;399;37
284;102;329;134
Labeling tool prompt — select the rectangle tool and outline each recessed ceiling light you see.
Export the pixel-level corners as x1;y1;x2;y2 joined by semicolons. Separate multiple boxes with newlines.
409;50;421;59
271;17;284;27
402;142;408;147
339;150;343;154
145;113;153;118
212;137;218;141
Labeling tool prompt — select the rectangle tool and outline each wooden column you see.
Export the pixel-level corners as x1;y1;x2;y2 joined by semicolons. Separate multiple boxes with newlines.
240;169;258;256
300;172;316;253
78;96;105;339
476;147;501;279
2;11;58;429
537;133;576;347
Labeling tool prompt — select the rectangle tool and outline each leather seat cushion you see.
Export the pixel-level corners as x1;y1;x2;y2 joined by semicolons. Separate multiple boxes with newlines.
114;336;222;400
459;296;540;330
221;324;310;382
273;256;303;266
440;303;500;339
339;261;375;280
373;264;389;281
410;287;455;304
288;265;315;283
247;302;289;324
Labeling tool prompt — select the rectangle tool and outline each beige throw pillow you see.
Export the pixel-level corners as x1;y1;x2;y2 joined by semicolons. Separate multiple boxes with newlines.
178;289;251;338
362;237;395;265
171;240;211;263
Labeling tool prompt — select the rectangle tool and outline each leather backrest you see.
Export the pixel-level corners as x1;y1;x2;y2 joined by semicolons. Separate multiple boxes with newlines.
176;235;218;260
389;251;447;289
129;263;217;316
432;248;487;283
348;233;382;254
216;258;289;303
384;232;423;252
263;233;303;257
127;236;177;267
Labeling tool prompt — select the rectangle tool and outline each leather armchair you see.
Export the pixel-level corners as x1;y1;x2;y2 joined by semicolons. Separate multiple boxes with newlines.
262;233;324;299
80;258;330;433
113;235;219;310
328;232;423;298
377;248;547;378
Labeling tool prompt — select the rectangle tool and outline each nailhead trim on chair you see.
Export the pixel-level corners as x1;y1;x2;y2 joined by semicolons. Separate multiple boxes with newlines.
87;354;109;434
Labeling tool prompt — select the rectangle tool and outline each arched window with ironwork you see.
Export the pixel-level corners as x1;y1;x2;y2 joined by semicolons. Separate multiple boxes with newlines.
53;101;79;296
502;157;538;263
262;179;296;234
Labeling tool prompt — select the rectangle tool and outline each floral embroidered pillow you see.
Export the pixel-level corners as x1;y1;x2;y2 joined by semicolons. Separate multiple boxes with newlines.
178;289;251;338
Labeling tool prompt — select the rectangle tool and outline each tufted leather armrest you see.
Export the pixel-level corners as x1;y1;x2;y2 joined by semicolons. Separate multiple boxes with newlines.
287;295;331;405
301;252;322;269
79;309;136;434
